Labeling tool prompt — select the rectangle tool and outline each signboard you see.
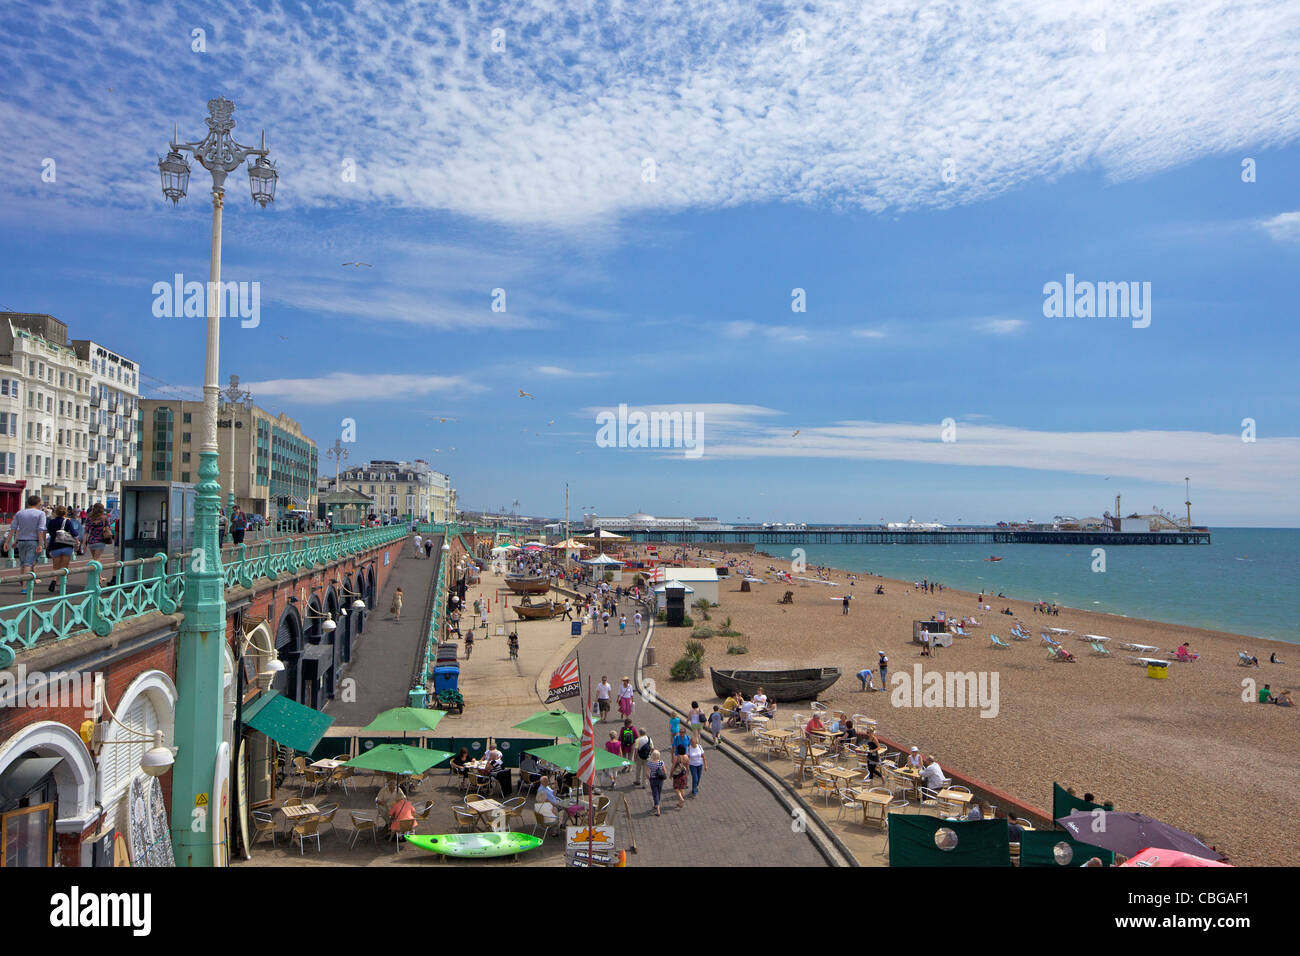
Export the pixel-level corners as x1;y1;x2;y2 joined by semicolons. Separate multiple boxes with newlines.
566;825;616;850
384;551;390;567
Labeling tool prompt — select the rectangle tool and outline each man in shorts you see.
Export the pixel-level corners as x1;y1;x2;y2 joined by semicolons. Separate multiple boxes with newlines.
5;495;46;597
596;675;613;722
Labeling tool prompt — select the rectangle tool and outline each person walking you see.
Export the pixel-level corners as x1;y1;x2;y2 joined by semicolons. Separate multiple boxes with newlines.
633;610;642;634
707;705;724;748
464;628;474;659
842;594;851;615
878;651;889;686
646;749;667;815
5;494;47;598
80;502;112;569
686;736;708;797
424;538;433;558
670;750;689;809
596;675;613;723
619;718;638;765
633;729;653;788
413;532;423;556
618;614;627;636
390;587;404;621
617;677;635;719
44;505;79;593
231;508;247;546
218;508;228;546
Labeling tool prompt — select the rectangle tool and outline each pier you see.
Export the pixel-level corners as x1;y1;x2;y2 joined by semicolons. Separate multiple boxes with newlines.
619;528;1211;546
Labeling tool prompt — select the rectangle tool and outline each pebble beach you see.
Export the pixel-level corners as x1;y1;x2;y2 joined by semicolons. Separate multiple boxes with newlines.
638;548;1300;866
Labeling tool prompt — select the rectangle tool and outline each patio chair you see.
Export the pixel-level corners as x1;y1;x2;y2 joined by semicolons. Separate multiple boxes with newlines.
252;810;278;847
392;818;417;851
292;816;323;854
500;796;527;830
811;773;838;806
413;800;436;822
301;767;329;798
836;787;864;823
329;766;354;794
453;806;481;833
919;787;962;817
348;811;378;848
315;803;341;835
530;808;562;838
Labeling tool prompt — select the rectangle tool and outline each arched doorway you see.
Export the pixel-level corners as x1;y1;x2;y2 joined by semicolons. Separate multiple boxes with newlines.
0;721;98;866
272;605;304;705
325;587;342;697
339;575;355;661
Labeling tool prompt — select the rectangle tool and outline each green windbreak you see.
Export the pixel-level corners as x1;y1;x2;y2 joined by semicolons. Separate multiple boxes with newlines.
1019;830;1115;867
887;814;1011;867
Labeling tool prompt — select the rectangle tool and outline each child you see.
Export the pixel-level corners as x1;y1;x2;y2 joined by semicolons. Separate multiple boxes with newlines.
619;615;627;635
708;705;724;747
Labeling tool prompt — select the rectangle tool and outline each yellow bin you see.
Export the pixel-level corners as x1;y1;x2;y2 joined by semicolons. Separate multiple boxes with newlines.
1147;662;1169;679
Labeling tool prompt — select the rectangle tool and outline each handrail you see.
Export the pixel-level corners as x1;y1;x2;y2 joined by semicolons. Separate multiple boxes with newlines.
0;524;410;667
413;535;448;696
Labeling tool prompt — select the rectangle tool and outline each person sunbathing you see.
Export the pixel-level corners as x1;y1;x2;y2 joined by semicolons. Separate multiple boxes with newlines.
1056;647;1078;662
1274;689;1293;707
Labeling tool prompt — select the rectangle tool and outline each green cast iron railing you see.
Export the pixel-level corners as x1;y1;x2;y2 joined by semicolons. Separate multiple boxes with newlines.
0;524;409;667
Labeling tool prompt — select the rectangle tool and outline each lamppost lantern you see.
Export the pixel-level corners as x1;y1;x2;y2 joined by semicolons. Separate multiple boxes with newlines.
158;148;191;204
248;154;277;208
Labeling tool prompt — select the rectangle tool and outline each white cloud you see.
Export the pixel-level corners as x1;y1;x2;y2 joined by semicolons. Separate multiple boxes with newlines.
6;1;1297;227
698;418;1300;496
852;328;889;339
723;321;810;342
244;372;477;405
1259;211;1300;242
976;318;1026;335
536;366;605;378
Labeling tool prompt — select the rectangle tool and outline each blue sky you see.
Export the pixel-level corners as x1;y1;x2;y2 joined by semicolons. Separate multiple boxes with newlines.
1;0;1298;525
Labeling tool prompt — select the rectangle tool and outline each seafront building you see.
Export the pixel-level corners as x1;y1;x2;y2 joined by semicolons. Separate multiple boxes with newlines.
70;339;142;511
0;312;144;514
319;458;456;524
139;398;319;519
583;512;732;532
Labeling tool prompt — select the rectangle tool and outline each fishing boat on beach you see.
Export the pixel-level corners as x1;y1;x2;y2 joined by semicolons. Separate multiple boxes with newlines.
505;576;550;595
513;600;558;620
710;666;841;702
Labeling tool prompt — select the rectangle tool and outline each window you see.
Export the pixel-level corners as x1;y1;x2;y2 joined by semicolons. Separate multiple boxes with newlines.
181;471;191;482
182;452;190;463
183;412;191;424
182;432;191;444
43;457;49;476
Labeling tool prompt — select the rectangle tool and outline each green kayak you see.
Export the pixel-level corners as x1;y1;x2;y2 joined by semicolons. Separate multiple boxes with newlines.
405;832;544;858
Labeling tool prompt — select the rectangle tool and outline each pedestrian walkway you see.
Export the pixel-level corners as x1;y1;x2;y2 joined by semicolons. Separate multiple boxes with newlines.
326;534;442;726
559;588;829;867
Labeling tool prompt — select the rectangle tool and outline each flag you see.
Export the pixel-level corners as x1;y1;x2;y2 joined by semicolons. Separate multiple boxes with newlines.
544;657;580;704
577;700;596;789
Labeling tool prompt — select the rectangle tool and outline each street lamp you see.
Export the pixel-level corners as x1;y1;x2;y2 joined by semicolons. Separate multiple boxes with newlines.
219;374;253;514
158;96;276;868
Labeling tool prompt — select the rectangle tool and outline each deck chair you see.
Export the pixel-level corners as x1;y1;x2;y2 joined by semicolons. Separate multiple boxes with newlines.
1050;646;1078;663
1089;642;1112;657
1041;633;1060;648
1237;651;1259;667
990;635;1009;649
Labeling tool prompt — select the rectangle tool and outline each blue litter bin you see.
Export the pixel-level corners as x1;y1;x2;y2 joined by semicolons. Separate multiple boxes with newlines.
434;665;460;694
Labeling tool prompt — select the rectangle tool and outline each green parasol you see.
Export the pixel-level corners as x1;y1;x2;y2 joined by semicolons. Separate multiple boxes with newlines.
511;710;585;739
346;744;454;775
524;742;630;774
360;707;447;736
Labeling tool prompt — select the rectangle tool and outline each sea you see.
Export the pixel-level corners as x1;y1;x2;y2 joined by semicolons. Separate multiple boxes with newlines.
770;528;1300;644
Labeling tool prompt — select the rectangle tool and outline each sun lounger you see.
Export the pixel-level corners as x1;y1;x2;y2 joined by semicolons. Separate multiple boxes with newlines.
1089;642;1112;657
991;635;1010;649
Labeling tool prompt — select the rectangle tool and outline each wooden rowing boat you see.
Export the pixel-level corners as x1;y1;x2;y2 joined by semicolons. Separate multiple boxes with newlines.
505;576;550;595
513;601;558;620
709;667;841;702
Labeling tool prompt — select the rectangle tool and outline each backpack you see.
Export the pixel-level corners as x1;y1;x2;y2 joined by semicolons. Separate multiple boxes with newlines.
621;726;636;748
636;738;653;761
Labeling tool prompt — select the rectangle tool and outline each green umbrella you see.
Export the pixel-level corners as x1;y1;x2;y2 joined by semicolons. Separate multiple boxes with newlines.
360;707;447;736
512;710;585;739
346;744;453;775
525;742;630;774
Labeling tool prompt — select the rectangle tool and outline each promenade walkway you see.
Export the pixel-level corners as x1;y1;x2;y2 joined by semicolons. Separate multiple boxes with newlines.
327;534;443;726
559;587;830;867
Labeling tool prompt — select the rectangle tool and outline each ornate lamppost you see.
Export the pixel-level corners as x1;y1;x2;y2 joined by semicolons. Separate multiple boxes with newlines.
157;96;277;867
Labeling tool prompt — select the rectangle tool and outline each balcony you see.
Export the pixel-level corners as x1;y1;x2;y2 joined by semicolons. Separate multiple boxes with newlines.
89;394;100;407
88;421;99;434
106;451;118;465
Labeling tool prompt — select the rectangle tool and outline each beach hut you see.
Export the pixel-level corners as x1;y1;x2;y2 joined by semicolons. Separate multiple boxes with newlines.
661;567;719;605
653;582;695;611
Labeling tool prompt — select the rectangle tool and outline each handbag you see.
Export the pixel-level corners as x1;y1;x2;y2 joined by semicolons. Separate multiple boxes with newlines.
50;519;78;549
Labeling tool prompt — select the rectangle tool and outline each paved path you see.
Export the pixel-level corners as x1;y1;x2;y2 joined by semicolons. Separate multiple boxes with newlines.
560;588;829;867
325;535;442;726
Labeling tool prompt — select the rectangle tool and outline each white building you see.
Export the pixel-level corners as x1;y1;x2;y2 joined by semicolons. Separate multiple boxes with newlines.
71;340;141;510
0;313;94;512
323;458;455;522
660;567;720;605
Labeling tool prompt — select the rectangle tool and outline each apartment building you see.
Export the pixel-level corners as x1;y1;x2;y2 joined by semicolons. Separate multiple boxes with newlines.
70;339;141;510
321;458;455;523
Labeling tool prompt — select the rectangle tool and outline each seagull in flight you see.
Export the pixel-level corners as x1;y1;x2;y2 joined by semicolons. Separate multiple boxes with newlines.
792;429;800;437
547;420;555;426
342;262;372;268
519;389;534;399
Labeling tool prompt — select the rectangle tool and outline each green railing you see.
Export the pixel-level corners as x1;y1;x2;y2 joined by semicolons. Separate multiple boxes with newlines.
0;524;409;667
413;537;448;700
